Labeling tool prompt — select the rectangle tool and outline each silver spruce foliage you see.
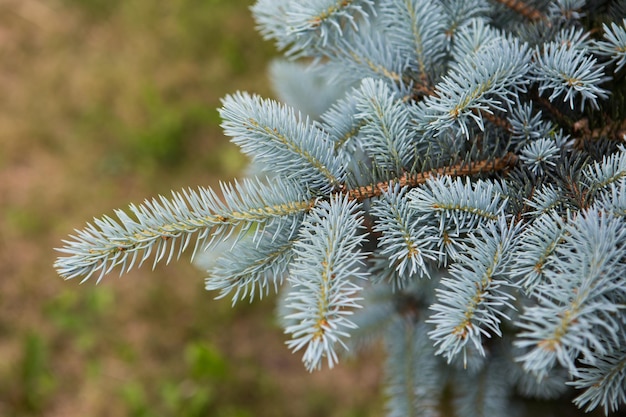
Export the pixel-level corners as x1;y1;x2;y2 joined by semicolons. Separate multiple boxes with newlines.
56;1;626;416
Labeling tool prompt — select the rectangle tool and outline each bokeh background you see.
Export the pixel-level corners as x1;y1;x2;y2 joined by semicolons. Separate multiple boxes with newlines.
0;1;383;415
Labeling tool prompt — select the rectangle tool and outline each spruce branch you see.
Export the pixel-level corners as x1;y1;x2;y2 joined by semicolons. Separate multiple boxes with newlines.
532;41;610;111
427;217;519;363
582;146;626;195
295;0;369;31
530;86;576;133
54;178;314;283
599;180;626;217
449;18;502;65
353;78;415;173
519;137;560;175
345;52;402;82
252;0;375;58
318;91;364;151
515;210;626;378
524;184;565;216
408;177;508;231
205;225;296;305
284;194;368;371
56;154;518;284
415;19;513;133
414;36;531;137
335;28;405;83
220;92;347;193
439;0;491;43
371;184;440;280
508;101;551;147
332;119;367;151
595;19;626;73
511;210;565;292
570;346;626;414
408;176;510;265
380;0;446;86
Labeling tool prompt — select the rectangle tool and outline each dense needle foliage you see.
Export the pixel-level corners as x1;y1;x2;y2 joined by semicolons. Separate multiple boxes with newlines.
55;0;626;415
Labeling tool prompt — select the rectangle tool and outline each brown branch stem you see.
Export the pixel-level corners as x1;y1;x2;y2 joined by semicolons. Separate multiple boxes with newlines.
493;0;545;22
475;108;513;131
343;153;519;202
574;117;626;149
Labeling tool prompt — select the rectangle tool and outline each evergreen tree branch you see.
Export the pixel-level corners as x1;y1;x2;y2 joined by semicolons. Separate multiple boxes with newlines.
381;0;446;93
511;211;565;292
595;19;626;73
515;210;626;378
285;195;368;371
220;92;347;192
331;119;367;151
205;226;296;305
408;176;509;266
54;178;314;283
532;41;609;111
570;346;626;414
414;36;532;137
56;153;518;284
354;78;415;173
428;218;519;363
252;0;375;58
371;184;440;279
583;146;626;194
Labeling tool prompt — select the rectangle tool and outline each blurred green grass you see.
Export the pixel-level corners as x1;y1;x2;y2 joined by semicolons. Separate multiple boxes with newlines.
0;1;383;416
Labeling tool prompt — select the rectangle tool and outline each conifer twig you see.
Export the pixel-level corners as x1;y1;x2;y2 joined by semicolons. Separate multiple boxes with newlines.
345;153;518;201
